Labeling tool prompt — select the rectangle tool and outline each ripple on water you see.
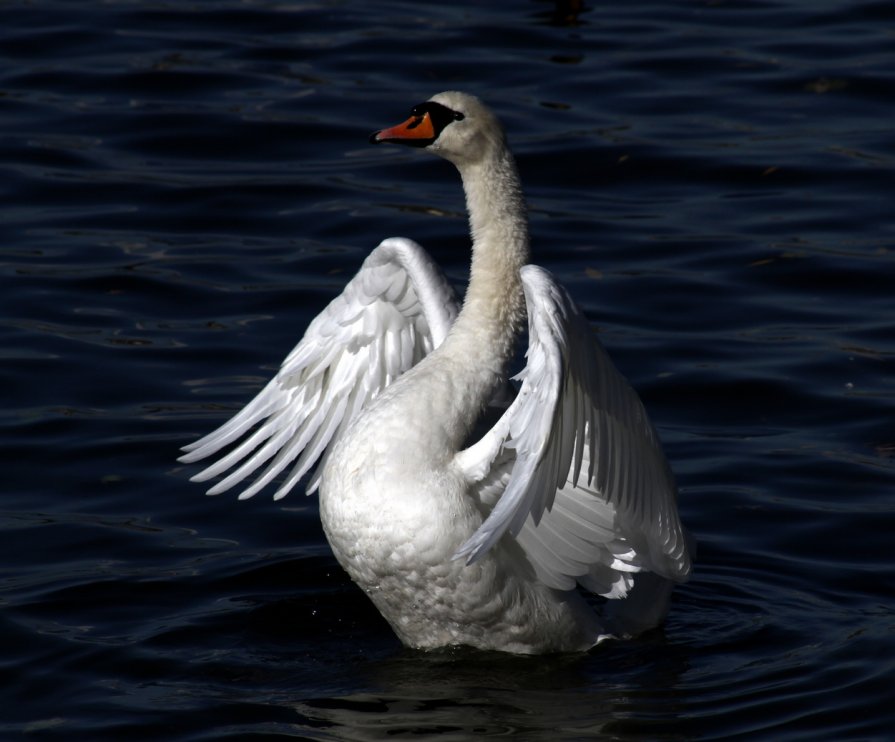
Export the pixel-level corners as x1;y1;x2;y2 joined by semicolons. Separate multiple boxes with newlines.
1;0;894;739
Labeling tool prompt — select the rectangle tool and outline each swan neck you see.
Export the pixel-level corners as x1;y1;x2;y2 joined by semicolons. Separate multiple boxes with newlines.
462;148;529;274
456;147;529;338
429;144;529;437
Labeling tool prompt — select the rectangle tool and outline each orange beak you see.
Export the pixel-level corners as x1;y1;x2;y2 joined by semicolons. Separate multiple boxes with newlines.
370;112;436;146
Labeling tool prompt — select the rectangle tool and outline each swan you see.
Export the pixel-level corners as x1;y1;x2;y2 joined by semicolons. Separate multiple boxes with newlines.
179;91;692;654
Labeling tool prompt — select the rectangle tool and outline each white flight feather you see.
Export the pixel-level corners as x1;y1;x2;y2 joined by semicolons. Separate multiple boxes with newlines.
453;265;690;592
179;237;459;500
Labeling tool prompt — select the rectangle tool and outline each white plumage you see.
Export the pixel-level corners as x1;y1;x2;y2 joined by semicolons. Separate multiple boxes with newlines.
180;91;692;654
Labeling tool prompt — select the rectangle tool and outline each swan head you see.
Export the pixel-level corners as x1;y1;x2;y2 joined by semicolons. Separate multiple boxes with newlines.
370;91;505;167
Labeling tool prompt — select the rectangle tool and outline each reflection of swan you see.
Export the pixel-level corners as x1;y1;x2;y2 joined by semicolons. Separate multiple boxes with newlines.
180;92;692;654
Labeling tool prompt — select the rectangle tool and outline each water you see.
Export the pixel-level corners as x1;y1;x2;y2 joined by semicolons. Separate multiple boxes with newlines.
2;1;893;738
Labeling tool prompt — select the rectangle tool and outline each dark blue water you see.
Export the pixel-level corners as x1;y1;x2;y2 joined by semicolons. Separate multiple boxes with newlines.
2;1;893;738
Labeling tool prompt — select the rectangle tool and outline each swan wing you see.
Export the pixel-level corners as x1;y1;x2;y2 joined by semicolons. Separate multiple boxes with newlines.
454;265;691;589
179;237;459;500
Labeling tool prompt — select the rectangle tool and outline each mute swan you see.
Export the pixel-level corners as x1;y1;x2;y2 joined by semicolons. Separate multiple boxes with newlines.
180;91;692;654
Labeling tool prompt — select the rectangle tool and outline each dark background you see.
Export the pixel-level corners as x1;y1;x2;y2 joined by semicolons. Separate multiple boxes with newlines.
2;1;893;739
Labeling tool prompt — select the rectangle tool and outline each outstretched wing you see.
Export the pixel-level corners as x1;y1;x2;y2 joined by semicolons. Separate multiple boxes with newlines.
180;237;459;500
454;265;691;592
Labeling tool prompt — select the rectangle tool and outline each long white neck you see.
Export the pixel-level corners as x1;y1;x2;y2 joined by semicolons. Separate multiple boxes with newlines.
432;142;530;440
456;146;530;352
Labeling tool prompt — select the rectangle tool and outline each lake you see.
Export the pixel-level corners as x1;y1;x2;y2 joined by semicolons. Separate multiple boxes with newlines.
1;1;893;739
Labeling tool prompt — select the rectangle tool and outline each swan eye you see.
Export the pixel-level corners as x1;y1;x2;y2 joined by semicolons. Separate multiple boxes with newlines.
411;101;465;135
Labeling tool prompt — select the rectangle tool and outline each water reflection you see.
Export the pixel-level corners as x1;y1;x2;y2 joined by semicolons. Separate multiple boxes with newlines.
534;0;588;27
296;642;690;739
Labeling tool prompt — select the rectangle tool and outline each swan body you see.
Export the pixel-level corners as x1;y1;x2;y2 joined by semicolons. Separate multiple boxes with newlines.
180;92;692;654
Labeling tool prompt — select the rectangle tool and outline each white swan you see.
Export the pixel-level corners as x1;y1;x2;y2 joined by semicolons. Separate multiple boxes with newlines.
180;91;692;654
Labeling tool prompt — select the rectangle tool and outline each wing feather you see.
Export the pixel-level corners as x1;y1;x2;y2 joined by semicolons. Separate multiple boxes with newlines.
454;264;691;592
180;237;459;499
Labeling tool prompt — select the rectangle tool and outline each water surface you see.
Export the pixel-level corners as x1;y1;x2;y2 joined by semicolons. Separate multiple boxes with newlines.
1;1;893;739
